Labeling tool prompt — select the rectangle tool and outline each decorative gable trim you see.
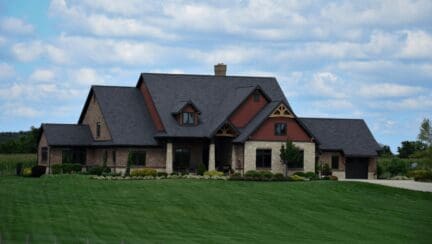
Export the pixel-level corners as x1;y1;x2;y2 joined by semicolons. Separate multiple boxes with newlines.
137;76;165;132
215;121;240;137
269;103;294;118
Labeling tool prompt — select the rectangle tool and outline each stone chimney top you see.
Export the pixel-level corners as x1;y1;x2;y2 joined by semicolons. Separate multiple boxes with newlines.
214;63;227;76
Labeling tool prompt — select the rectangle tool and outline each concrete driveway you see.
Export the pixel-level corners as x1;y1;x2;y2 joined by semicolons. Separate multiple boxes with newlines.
342;179;432;192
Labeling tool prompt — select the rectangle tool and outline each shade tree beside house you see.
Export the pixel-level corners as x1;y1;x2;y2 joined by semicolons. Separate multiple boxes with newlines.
37;64;381;179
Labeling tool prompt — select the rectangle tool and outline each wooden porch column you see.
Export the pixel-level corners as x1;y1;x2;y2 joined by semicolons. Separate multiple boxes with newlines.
231;145;236;172
166;142;173;174
208;143;215;171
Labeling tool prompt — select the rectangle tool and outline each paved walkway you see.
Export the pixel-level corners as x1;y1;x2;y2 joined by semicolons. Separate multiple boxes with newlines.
342;179;432;192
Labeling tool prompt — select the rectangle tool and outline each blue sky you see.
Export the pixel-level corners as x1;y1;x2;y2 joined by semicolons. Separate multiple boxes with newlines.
0;0;431;152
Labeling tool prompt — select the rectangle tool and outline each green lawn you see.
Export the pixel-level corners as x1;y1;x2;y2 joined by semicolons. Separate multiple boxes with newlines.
0;176;431;243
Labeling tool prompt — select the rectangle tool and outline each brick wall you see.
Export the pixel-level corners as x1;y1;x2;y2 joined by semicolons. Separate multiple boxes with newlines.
81;94;112;141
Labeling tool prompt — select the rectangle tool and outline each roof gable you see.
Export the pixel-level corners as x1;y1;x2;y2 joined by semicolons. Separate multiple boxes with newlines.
138;73;291;138
299;118;381;156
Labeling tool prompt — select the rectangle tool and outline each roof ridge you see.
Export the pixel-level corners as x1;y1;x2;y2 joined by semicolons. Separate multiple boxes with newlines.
43;123;87;126
299;117;364;121
92;85;136;89
141;72;276;79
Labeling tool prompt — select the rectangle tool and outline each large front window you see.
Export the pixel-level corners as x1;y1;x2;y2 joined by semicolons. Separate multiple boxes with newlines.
129;151;146;166
62;148;86;164
182;112;194;125
256;149;271;169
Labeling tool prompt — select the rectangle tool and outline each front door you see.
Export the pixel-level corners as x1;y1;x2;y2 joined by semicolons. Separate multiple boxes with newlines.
215;138;232;171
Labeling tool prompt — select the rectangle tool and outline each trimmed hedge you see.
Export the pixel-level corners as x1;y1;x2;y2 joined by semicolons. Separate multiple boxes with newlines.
87;165;111;176
131;168;157;177
204;170;224;177
51;163;83;174
31;165;46;177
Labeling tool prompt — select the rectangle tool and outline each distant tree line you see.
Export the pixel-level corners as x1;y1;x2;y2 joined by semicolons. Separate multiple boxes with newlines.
379;118;432;159
0;127;40;154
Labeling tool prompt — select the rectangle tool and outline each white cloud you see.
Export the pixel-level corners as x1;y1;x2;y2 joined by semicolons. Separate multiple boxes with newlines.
400;30;432;59
0;63;15;79
49;0;176;39
0;17;34;35
312;99;354;109
308;72;347;98
11;41;67;63
30;69;56;81
71;68;103;85
359;83;424;98
2;103;39;118
382;96;432;110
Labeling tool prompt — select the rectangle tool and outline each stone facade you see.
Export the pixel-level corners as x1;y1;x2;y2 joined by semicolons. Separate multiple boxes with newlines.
244;141;315;174
81;94;111;141
38;132;48;165
317;152;377;179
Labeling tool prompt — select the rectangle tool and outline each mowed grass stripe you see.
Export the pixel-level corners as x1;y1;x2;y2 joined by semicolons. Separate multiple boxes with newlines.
0;175;431;243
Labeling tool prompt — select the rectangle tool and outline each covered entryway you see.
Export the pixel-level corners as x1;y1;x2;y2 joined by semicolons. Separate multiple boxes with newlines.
345;157;368;179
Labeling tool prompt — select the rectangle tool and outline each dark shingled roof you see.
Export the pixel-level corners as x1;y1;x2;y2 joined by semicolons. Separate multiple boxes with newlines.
299;118;381;156
90;86;158;146
139;73;292;138
42;124;93;146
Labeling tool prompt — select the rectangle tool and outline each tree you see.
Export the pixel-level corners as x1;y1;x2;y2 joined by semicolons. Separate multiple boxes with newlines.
418;118;432;146
378;145;393;157
280;140;302;176
397;141;427;158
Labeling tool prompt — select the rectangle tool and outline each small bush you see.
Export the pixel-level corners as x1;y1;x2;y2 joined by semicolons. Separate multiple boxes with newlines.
329;175;338;181
390;175;410;180
273;173;285;181
244;170;260;179
322;176;330;180
31;165;46;177
289;175;305;181
321;163;332;176
131;168;157;177
22;167;32;177
62;163;83;174
196;163;207;176
204;170;224;177
408;169;432;182
51;164;62;174
304;172;316;178
102;172;121;177
260;171;273;180
87;166;111;176
157;172;168;178
16;163;23;176
293;172;306;177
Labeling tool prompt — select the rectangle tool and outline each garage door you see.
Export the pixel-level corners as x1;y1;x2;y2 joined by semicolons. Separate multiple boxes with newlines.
345;157;368;179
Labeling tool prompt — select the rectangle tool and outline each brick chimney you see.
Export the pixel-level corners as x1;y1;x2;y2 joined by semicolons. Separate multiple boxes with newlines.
214;63;227;76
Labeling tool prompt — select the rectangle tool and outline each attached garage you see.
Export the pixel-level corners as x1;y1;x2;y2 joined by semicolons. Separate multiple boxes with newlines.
345;157;369;179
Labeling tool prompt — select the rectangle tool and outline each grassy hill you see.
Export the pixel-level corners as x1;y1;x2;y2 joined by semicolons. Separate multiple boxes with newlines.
0;176;431;243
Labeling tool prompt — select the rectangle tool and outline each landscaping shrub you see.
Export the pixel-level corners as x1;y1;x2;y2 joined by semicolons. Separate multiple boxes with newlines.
101;172;121;177
131;168;157;177
22;167;32;177
31;165;46;177
204;170;224;177
330;175;338;181
390;175;410;180
244;170;260;179
229;172;243;181
321;163;332;176
293;172;306;177
51;164;62;174
322;176;330;180
289;175;305;181
260;171;273;180
87;165;111;176
273;173;285;181
62;163;83;174
196;163;206;176
304;172;316;179
408;169;432;182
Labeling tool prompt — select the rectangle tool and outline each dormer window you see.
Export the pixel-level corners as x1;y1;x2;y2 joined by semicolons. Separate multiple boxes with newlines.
253;90;260;102
182;112;194;125
96;122;101;138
